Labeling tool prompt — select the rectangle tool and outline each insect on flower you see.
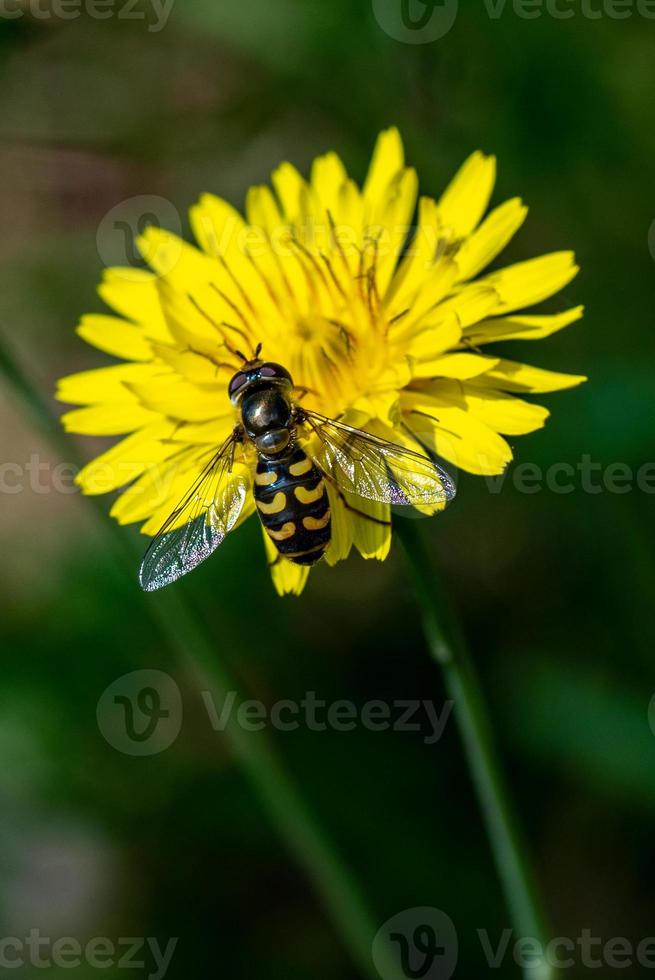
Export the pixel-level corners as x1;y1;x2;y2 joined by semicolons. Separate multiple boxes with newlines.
57;128;585;595
138;344;456;591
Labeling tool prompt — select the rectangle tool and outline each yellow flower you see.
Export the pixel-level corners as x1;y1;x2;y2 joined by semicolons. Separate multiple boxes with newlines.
57;128;584;596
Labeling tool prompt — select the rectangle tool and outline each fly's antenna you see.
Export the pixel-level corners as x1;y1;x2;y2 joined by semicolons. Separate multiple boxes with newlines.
187;292;245;366
234;343;260;364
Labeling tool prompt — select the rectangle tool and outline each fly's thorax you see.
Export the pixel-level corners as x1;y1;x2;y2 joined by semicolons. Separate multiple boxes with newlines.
240;384;293;457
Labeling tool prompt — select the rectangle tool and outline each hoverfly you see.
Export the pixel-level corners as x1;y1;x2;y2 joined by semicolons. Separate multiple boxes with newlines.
138;348;456;591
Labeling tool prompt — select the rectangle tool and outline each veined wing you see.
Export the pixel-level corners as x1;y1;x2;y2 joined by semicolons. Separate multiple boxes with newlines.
139;429;248;592
300;410;456;507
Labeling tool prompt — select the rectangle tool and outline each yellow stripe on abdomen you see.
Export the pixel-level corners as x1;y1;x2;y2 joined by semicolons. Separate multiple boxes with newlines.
256;491;286;514
302;511;331;531
294;483;325;504
255;469;278;486
267;521;296;541
289;457;312;476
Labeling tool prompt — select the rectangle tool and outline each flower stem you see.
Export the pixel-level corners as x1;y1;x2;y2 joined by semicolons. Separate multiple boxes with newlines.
396;519;554;980
148;589;396;980
0;333;402;980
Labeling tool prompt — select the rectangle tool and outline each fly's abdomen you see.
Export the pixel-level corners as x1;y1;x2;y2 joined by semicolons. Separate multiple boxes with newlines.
254;447;331;566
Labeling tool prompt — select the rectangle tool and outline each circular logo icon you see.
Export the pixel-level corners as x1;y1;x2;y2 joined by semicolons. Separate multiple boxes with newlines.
371;0;459;44
96;194;182;277
96;670;183;756
373;907;458;980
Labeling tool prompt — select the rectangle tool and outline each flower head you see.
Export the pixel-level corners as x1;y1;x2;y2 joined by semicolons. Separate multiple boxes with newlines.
57;128;584;595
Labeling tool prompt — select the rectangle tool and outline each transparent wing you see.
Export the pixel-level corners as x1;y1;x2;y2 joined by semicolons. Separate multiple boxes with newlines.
139;430;248;592
300;410;456;507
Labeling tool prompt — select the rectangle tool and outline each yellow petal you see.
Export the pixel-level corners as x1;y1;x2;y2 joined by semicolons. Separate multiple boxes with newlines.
421;380;550;435
463;306;584;346
245;185;284;234
166;417;237;445
363;127;405;207
262;530;310;596
244;187;309;312
335;177;365;240
401;392;513;475
272;162;311;225
75;421;177;495
152;342;233;387
386;196;443;310
310;151;349;215
405;282;496;346
438;151;496;239
152;277;251;359
111;447;206;525
350;495;391;560
403;315;462;364
76;314;153;362
370;167;419;296
139;230;249;346
475;358;588;393
139;232;258;356
126;374;226;422
189;193;284;325
98;267;170;341
454;198;528;281
483;252;579;314
56;363;160;405
323;480;354;566
137;227;205;284
61;402;159;435
391;258;459;331
436;284;500;328
189;194;244;258
417;351;499;380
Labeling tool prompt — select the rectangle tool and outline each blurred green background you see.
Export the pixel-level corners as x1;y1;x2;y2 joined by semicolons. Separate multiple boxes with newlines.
1;0;654;976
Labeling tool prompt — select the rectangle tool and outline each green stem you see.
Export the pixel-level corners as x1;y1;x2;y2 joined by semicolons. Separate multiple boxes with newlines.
0;332;400;980
397;519;554;980
149;589;392;980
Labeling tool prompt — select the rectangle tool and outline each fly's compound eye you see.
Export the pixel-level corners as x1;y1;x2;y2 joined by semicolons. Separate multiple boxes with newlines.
228;372;248;402
258;363;292;385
